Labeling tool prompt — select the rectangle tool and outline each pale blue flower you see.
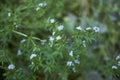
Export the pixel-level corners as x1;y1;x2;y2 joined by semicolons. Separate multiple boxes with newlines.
57;25;64;31
118;61;120;66
8;64;15;70
112;65;117;69
8;12;11;17
67;61;74;66
17;49;22;55
49;36;54;42
116;55;120;60
93;26;100;32
74;59;80;64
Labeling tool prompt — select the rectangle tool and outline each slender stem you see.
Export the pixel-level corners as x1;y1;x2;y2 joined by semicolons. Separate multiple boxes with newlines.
12;30;28;37
12;30;42;41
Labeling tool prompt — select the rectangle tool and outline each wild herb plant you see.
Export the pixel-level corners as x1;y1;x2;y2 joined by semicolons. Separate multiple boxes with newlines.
1;0;116;80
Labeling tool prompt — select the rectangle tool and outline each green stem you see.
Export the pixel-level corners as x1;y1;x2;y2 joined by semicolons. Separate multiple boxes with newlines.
12;30;28;37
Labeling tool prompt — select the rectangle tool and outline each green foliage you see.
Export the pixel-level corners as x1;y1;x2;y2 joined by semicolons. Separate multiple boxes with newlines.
0;0;120;80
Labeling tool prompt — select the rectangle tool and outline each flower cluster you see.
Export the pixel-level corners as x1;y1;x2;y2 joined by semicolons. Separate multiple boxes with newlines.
48;25;64;47
76;26;100;32
66;51;80;72
36;2;47;11
112;54;120;69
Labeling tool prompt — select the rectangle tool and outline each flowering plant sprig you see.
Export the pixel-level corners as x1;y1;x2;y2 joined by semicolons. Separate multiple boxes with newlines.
0;0;100;80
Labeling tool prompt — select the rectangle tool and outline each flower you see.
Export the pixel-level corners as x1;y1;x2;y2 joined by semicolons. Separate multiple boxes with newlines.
112;65;118;69
74;59;80;64
76;26;83;31
116;55;120;60
67;61;74;66
36;7;40;11
14;22;19;28
8;12;11;17
50;19;55;23
118;61;120;66
57;25;64;31
86;27;92;30
30;54;37;60
38;3;44;7
52;32;55;35
93;26;100;32
20;39;26;43
8;64;15;70
38;3;47;7
56;35;62;40
69;51;73;57
17;49;22;55
49;36;54;42
83;40;86;47
43;3;47;7
72;67;76;72
31;62;34;65
15;25;18;28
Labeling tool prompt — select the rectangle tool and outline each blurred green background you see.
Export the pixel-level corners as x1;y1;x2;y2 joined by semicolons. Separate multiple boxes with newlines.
0;0;120;80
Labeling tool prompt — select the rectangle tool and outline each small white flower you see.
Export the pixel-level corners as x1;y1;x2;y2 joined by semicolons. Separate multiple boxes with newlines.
118;61;120;66
8;12;11;17
86;27;92;30
57;25;64;31
69;51;73;57
13;22;19;28
56;35;62;40
76;26;83;31
17;49;22;55
74;59;80;64
52;32;55;35
93;26;100;32
83;40;86;47
36;7;40;11
112;65;118;69
30;54;37;60
67;61;74;66
50;19;55;23
116;55;120;60
8;64;15;70
72;67;76;72
49;36;54;42
20;39;26;43
31;62;34;65
15;25;18;28
38;3;44;7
